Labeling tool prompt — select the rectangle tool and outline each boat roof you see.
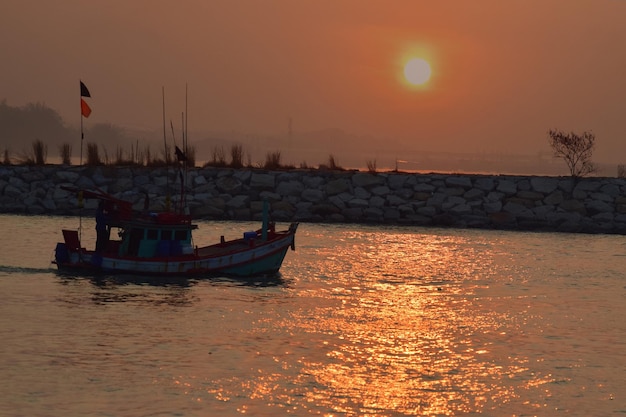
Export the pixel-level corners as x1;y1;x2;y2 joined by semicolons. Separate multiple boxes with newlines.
116;213;198;230
62;186;197;230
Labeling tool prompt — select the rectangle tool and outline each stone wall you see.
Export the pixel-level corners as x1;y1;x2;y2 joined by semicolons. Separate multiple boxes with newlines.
2;165;626;234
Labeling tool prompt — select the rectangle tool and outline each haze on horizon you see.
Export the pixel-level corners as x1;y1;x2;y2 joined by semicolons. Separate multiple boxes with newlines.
2;0;626;171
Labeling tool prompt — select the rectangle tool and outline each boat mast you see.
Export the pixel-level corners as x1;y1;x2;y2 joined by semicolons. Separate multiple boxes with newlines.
183;82;189;213
162;86;171;211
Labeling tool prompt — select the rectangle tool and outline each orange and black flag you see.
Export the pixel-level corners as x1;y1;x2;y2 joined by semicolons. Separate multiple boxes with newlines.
80;81;92;118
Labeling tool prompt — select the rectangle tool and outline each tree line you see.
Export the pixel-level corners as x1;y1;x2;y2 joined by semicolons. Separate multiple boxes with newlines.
0;100;148;164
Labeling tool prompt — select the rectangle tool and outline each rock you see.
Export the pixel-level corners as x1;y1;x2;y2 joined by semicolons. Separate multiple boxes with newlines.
516;190;544;201
600;183;621;197
445;176;472;188
573;180;602;193
233;170;252;183
496;179;517;195
386;194;406;206
370;195;385;207
302;175;325;189
311;203;340;216
483;201;502;213
134;175;150;186
326;179;350;196
276;180;304;196
55;171;80;182
364;207;384;221
368;185;387;196
226;195;249;209
259;191;282;202
352;173;384;188
354;187;371;199
414;183;436;193
384;208;401;221
388;174;409;190
347;198;369;209
301;189;325;203
250;173;275;189
560;199;586;215
586;200;614;215
463;188;484;201
589;192;612;203
503;201;532;217
4;184;22;197
530;177;559;194
543;191;564;205
329;195;346;209
216;176;243;193
194;175;207;185
474;178;495;191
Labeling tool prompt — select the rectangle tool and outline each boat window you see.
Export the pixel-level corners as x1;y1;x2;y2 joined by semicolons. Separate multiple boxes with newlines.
161;230;173;240
128;228;143;256
146;229;158;240
174;230;188;241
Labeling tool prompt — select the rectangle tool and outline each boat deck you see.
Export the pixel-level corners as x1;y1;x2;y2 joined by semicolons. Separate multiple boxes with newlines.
196;240;251;257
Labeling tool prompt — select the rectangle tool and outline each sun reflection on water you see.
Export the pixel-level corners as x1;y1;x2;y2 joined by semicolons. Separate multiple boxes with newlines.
172;227;555;415
287;229;551;415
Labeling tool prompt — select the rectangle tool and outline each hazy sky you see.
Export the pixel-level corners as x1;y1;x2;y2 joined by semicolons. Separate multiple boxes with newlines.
2;0;626;163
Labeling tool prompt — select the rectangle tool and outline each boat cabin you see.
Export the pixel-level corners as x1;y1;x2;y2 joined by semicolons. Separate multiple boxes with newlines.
104;212;197;258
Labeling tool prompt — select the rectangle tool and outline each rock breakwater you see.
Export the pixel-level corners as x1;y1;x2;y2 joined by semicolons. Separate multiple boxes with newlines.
2;165;626;234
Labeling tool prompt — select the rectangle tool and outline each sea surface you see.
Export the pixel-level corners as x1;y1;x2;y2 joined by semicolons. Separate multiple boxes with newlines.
0;214;625;417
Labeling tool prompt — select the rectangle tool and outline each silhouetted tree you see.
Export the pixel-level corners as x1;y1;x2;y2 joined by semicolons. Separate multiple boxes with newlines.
548;129;597;177
0;101;72;149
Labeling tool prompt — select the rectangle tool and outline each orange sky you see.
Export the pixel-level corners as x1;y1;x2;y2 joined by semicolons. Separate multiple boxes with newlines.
2;0;626;165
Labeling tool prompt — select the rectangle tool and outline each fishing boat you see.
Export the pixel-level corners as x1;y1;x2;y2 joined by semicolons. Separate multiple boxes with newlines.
53;187;298;277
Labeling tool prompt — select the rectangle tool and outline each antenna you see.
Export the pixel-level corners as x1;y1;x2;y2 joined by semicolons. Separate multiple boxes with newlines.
162;86;171;211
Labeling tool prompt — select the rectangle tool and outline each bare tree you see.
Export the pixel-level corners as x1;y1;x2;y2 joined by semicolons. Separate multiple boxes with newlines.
548;129;597;177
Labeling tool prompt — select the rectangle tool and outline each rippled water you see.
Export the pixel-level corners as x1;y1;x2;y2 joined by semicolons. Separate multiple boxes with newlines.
0;214;625;416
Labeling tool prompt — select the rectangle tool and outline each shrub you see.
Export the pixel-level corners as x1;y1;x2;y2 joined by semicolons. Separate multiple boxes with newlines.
206;145;226;167
366;159;377;173
264;151;282;170
185;145;196;167
230;144;244;168
59;143;72;165
328;154;343;171
86;142;101;166
32;139;47;165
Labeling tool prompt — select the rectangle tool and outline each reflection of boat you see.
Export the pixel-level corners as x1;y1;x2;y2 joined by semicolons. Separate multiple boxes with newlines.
53;187;298;277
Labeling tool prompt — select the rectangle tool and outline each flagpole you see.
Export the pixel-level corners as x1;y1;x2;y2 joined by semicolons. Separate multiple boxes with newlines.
80;102;84;166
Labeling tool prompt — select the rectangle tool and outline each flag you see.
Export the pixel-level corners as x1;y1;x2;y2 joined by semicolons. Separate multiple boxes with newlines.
81;98;92;118
175;146;187;162
80;81;91;97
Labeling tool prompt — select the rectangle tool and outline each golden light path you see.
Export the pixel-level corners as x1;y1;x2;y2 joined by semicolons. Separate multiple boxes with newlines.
164;226;556;416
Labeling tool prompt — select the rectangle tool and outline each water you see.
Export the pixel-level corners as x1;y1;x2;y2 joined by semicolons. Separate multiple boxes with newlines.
1;214;625;416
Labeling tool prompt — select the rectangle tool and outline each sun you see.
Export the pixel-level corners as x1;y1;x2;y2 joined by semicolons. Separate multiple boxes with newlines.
403;58;432;86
